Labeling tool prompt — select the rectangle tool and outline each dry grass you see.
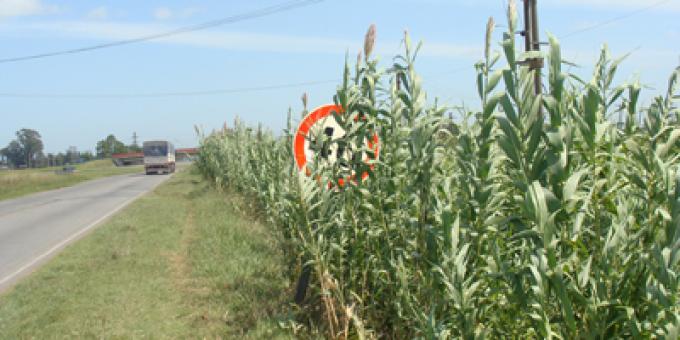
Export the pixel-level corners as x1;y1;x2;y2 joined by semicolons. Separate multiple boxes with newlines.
0;159;142;201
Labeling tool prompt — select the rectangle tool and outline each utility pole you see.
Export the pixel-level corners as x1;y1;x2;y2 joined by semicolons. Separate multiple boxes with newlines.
522;0;543;99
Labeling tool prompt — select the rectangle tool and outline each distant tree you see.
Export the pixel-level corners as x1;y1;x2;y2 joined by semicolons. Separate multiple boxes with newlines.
2;129;44;168
80;151;95;162
55;152;66;166
34;153;48;168
65;146;79;164
15;129;44;168
96;135;127;158
1;140;25;168
46;153;55;167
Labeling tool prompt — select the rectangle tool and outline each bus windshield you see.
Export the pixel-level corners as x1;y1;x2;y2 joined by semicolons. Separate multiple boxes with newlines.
144;144;167;157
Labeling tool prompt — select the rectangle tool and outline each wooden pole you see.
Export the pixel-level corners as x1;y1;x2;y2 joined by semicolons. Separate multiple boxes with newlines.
523;0;532;55
530;0;542;98
523;0;543;117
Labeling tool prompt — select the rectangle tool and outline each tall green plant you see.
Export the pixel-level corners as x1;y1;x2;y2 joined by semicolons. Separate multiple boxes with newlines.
196;3;680;338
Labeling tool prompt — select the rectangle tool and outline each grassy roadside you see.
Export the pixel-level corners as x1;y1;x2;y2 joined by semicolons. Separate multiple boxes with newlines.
0;159;142;201
0;168;295;339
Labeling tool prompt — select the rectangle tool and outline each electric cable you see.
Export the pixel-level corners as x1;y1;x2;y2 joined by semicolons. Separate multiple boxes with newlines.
559;0;673;39
0;0;325;64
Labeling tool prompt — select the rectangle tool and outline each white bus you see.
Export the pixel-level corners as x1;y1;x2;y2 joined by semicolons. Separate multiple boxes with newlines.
143;140;175;175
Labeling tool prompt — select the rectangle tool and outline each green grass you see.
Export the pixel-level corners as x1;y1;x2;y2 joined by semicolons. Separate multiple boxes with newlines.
0;169;296;339
0;159;143;201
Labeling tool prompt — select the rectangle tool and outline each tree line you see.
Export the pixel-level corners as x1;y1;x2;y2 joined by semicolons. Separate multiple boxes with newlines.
0;128;141;169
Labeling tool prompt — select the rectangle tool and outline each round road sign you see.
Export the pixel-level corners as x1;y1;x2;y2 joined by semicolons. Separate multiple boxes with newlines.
293;104;379;185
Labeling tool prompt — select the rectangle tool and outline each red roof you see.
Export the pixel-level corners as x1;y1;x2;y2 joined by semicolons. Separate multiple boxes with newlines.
177;148;198;154
112;152;143;159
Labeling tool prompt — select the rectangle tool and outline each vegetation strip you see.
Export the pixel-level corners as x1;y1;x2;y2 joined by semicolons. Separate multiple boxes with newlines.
195;7;680;339
0;159;142;201
0;169;295;339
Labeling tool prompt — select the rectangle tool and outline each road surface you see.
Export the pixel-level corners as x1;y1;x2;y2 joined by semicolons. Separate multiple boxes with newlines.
0;172;171;292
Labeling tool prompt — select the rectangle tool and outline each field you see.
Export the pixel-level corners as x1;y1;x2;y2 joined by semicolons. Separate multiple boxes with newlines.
0;159;142;201
195;8;680;340
0;169;297;339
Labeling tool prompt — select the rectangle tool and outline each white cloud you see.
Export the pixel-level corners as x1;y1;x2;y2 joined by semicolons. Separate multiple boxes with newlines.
86;6;108;20
153;6;200;20
179;7;200;18
543;0;680;11
11;20;481;59
153;7;172;20
0;0;51;18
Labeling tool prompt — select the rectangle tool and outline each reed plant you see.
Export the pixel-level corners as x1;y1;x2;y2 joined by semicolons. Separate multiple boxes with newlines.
196;3;680;338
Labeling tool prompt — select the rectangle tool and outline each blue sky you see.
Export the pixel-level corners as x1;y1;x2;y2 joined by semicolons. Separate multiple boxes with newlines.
0;0;678;153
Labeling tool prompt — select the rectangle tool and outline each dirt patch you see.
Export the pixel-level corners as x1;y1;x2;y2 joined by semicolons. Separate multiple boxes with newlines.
165;202;211;305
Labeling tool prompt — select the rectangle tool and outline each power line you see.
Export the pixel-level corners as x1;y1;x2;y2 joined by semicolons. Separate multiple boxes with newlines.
0;79;339;98
0;0;325;64
560;0;673;39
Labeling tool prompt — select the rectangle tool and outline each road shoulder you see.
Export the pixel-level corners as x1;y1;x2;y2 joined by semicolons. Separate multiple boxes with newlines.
0;169;295;339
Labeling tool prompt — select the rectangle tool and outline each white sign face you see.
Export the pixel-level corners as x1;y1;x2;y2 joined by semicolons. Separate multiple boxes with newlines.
303;115;353;168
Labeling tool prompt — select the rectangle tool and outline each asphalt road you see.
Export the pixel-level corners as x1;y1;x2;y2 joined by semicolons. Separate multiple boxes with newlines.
0;172;171;292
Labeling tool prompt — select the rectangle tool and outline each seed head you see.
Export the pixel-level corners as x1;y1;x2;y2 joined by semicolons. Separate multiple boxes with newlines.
485;17;495;61
404;29;410;47
301;92;308;110
507;0;517;32
363;24;376;61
